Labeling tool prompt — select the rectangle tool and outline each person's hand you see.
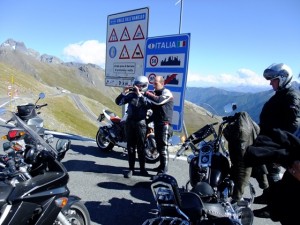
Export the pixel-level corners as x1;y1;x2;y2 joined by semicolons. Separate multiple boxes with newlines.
133;85;141;96
144;90;155;96
123;85;132;94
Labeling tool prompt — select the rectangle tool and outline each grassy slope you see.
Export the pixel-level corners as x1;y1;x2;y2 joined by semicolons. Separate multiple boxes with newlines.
1;61;215;139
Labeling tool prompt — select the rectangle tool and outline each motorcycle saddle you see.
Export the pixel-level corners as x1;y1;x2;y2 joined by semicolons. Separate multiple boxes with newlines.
180;191;204;221
191;182;215;202
110;116;121;123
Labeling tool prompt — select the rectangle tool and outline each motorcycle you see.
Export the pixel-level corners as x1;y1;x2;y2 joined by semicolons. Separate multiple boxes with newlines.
6;92;54;145
96;109;159;164
175;103;254;225
142;173;242;225
0;110;91;225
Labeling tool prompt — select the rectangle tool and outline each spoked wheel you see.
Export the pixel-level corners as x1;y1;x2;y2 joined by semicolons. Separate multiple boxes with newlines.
60;201;91;225
96;128;114;151
145;134;159;164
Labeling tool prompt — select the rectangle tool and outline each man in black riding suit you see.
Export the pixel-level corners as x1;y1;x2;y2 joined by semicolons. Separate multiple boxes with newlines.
115;76;151;178
253;63;300;218
144;75;174;175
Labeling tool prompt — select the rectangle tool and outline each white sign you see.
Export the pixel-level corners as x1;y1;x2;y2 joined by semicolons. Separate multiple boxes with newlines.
105;7;149;87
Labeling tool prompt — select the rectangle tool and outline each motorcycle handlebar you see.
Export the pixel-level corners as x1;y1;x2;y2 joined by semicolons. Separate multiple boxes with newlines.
36;103;48;109
176;141;190;157
222;113;239;123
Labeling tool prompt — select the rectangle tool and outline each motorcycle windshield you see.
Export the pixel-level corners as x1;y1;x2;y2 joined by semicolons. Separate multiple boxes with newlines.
12;111;58;156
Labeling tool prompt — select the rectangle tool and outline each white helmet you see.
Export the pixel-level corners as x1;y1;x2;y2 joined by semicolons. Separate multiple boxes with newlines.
133;76;149;92
263;63;293;89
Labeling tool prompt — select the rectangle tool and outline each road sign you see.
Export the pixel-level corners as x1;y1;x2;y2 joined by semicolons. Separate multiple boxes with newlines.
105;7;149;87
144;33;191;132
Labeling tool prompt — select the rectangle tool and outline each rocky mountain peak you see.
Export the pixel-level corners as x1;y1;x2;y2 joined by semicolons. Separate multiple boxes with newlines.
40;54;63;64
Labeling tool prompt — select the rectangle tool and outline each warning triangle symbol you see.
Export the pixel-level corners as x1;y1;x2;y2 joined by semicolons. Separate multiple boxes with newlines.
119;45;130;59
109;28;118;42
133;25;145;40
120;27;131;41
132;44;144;59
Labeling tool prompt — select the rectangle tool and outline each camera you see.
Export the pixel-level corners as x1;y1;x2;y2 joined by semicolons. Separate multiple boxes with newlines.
129;87;136;92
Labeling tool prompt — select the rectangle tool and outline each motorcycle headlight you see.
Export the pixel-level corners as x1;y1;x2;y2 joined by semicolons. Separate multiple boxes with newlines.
201;144;213;153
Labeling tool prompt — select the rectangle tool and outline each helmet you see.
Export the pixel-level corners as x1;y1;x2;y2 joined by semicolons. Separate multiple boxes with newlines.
133;76;149;92
263;63;293;89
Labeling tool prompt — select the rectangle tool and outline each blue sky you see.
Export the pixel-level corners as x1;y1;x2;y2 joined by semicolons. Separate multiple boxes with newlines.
1;0;299;88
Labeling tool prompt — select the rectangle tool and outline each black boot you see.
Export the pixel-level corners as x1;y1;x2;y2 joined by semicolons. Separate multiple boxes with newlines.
124;170;134;178
253;206;270;218
157;146;169;174
254;188;269;204
137;148;148;176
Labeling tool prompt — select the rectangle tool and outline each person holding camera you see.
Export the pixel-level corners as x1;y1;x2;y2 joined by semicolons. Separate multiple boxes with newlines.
115;76;151;178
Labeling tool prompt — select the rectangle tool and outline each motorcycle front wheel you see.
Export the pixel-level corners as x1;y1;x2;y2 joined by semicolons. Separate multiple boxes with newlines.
60;201;91;225
145;133;160;164
96;128;114;151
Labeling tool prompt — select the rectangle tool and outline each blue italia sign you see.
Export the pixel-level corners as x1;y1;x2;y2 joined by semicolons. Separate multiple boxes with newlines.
144;33;191;132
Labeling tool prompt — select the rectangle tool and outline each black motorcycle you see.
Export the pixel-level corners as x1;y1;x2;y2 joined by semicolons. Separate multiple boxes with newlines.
175;103;254;225
142;173;242;225
96;109;159;163
0;111;91;225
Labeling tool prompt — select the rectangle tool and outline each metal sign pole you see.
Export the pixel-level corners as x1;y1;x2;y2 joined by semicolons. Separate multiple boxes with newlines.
176;0;188;140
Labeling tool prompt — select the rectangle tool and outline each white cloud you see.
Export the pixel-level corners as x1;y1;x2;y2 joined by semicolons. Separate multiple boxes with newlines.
187;68;269;87
63;40;106;68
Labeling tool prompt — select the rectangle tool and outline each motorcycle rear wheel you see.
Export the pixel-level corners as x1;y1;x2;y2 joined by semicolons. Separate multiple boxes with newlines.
61;201;91;225
96;128;115;151
145;134;160;164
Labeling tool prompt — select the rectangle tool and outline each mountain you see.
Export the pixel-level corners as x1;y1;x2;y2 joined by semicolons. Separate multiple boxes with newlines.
0;39;220;137
184;81;300;123
0;39;122;138
184;87;273;123
2;38;298;138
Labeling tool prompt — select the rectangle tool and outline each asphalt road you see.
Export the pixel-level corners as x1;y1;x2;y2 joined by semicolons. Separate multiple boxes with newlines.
0;122;280;225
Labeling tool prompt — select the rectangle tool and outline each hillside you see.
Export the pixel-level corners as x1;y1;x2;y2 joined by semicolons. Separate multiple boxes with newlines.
0;39;220;138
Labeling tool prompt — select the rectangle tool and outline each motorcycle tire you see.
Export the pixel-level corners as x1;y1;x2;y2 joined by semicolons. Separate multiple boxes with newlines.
145;133;160;164
61;201;91;225
96;128;115;151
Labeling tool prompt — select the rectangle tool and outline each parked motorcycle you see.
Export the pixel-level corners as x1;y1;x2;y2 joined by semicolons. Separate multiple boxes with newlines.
6;92;54;145
142;173;242;225
96;109;159;163
175;103;254;225
0;111;91;225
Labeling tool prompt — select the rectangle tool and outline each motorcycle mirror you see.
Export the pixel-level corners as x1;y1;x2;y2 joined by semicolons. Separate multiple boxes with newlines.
39;92;46;99
224;103;237;113
56;139;71;152
35;92;46;105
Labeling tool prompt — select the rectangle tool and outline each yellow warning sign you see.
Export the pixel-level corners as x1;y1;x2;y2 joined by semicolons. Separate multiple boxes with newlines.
133;25;145;40
109;28;118;42
119;45;130;59
132;44;144;59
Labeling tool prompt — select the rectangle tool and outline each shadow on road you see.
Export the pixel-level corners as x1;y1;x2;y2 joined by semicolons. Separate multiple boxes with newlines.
85;183;156;225
70;142;128;160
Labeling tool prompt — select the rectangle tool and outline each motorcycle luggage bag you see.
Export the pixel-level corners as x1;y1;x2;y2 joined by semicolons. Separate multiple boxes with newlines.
17;103;37;120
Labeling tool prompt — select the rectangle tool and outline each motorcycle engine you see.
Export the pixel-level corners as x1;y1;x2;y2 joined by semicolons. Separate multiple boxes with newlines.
108;123;125;142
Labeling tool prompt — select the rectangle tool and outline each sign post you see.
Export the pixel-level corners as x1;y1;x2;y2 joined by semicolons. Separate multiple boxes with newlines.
144;33;191;132
105;7;149;87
